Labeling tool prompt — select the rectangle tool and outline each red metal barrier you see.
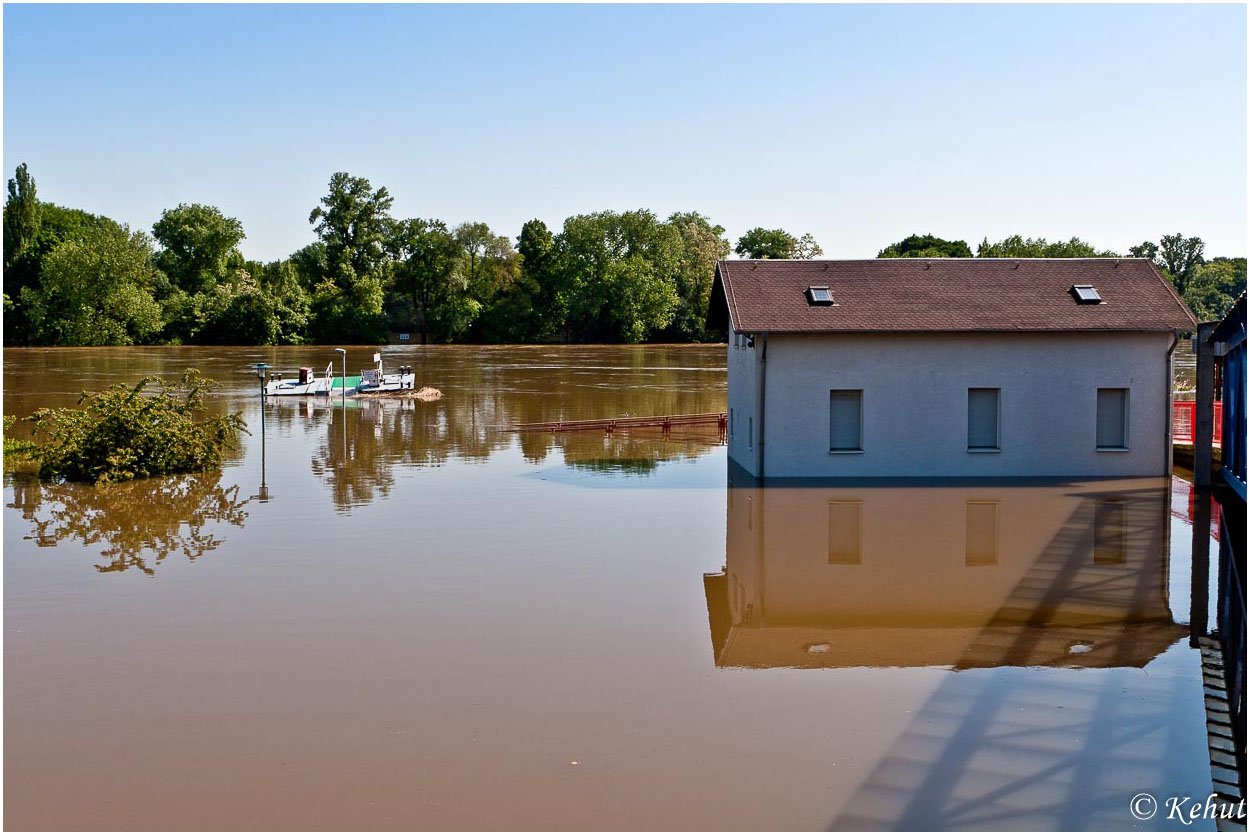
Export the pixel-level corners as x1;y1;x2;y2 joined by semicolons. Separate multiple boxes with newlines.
1174;400;1223;446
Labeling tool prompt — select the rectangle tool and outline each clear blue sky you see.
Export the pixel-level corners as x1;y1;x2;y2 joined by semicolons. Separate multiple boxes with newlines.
4;3;1246;261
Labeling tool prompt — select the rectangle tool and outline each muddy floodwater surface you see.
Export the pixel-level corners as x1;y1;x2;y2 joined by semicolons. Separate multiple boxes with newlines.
3;346;1217;830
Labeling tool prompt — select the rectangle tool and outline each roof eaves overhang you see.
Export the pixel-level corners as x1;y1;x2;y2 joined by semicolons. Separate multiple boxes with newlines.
736;327;1195;336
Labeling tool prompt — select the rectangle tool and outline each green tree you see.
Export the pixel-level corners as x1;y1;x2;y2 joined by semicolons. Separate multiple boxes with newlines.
150;203;249;343
470;218;563;344
453;222;521;342
309;172;394;280
290;241;329;289
3;163;43;343
4;202;126;346
558;210;681;342
254;259;311;342
1158;233;1206;296
975;235;1115;258
880;233;973;258
734;227;822;259
1128;241;1159;262
795;232;823;259
1183;257;1245;321
1128;234;1207;297
307;172;393;342
20;223;165;346
194;260;310;345
4;163;41;269
152;203;245;294
387;218;462;343
515;219;563;340
664;211;730;341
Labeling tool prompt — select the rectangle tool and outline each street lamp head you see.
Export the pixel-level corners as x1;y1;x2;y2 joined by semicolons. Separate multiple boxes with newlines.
335;348;347;355
252;362;270;380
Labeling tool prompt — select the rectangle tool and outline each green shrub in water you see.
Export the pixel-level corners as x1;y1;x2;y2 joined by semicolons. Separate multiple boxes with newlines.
3;415;39;463
29;369;247;484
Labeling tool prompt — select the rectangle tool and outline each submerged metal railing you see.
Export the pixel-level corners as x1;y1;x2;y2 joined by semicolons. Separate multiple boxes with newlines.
513;412;727;435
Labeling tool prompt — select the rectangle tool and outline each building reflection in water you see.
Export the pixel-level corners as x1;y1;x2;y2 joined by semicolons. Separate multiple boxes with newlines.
705;470;1186;670
705;471;1201;830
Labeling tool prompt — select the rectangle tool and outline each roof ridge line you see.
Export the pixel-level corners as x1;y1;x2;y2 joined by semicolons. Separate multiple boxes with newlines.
718;260;743;333
725;257;1153;263
1143;259;1198;327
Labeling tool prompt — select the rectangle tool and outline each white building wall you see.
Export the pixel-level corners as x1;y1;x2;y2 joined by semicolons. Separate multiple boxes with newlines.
726;335;759;471
727;331;1175;479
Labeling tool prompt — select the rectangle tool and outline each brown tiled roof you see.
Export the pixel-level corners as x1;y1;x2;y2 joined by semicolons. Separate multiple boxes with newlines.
710;258;1196;333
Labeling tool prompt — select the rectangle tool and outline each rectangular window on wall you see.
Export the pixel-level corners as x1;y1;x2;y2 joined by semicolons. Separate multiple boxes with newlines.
1096;388;1129;449
828;501;863;565
967;388;1000;450
965;501;999;566
1094;499;1127;564
748;416;754;450
829;390;863;452
729;408;735;438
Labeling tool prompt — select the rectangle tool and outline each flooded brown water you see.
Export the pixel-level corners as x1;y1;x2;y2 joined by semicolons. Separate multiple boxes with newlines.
3;346;1216;830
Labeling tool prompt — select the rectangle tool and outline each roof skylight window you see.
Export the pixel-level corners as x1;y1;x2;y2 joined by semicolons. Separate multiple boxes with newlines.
807;286;834;306
1071;285;1103;304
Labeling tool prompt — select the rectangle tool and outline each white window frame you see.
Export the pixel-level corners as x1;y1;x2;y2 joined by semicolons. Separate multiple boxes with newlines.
829;389;864;454
1095;387;1130;451
967;387;1001;452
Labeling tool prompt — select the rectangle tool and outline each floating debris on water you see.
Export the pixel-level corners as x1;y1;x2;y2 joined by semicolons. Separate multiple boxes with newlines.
352;387;443;401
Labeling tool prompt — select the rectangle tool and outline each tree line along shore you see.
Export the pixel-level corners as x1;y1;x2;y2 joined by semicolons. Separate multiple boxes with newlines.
3;164;1244;348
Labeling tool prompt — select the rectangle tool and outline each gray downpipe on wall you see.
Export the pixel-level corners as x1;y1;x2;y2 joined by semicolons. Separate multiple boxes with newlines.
757;332;768;479
1166;331;1179;478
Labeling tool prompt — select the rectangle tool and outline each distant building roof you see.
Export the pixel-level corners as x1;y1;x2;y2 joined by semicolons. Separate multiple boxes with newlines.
708;258;1197;334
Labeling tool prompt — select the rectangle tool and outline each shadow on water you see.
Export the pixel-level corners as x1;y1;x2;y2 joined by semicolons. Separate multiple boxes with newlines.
704;472;1201;831
6;471;252;576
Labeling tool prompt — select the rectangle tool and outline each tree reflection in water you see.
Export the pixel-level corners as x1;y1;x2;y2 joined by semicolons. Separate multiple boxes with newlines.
298;394;726;511
7;472;249;575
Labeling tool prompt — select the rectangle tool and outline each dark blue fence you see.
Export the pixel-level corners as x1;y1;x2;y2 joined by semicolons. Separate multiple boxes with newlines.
1220;337;1246;498
1216;501;1246;793
1212;295;1246;793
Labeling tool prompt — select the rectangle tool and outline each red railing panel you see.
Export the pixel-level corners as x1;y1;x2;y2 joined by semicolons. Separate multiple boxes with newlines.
1174;400;1223;446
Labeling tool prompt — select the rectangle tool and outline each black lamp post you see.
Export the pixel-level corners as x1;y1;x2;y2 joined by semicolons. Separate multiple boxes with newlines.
334;348;347;402
252;362;270;501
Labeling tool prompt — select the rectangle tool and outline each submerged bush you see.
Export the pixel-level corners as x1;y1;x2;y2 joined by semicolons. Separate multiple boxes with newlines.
29;369;246;484
3;415;39;463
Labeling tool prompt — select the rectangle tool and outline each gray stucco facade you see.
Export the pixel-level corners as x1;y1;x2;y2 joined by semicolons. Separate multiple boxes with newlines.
727;331;1178;479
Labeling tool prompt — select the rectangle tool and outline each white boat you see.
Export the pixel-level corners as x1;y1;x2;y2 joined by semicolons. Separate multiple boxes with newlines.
265;362;336;397
356;353;416;394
